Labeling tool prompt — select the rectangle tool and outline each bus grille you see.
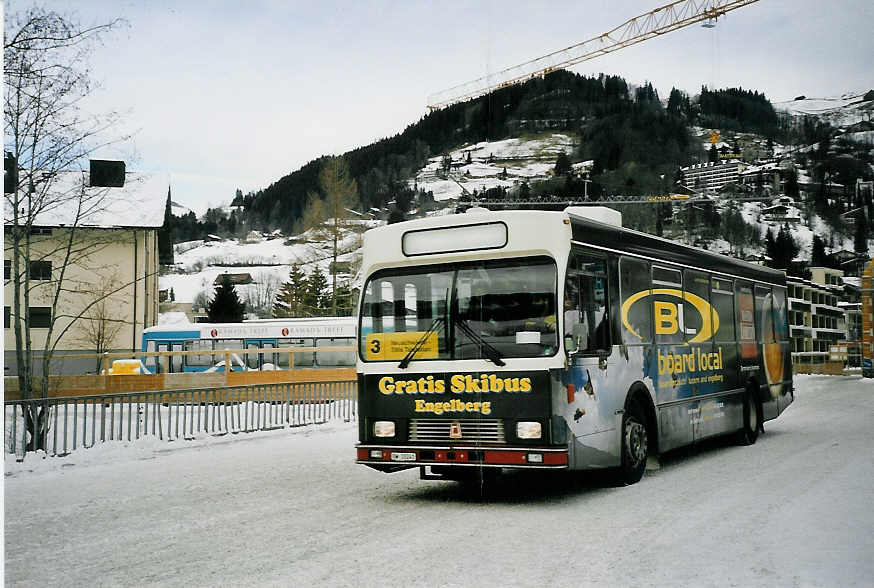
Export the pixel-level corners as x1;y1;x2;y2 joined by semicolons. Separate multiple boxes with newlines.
409;419;506;443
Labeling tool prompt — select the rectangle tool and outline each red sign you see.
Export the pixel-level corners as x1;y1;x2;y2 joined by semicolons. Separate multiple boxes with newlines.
282;328;289;336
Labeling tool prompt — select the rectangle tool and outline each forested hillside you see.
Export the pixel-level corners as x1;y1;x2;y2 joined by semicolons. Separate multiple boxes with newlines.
240;71;777;232
163;71;869;250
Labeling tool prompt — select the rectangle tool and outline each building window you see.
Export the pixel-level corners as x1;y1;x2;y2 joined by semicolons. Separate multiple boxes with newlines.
4;306;10;329
29;260;51;280
28;307;51;328
4;259;9;280
30;227;52;236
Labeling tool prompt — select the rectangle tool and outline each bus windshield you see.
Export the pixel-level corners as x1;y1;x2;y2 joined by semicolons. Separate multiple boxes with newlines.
360;257;558;362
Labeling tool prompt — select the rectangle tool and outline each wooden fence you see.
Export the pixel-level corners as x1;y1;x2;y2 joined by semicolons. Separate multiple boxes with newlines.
5;346;356;400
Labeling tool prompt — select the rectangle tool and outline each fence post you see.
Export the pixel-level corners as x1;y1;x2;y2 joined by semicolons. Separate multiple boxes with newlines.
103;352;111;388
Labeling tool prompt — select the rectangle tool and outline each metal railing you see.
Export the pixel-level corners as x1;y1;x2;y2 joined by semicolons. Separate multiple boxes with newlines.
4;380;357;461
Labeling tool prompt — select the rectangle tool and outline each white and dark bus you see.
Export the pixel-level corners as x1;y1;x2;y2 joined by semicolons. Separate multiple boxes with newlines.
142;317;356;372
355;207;793;484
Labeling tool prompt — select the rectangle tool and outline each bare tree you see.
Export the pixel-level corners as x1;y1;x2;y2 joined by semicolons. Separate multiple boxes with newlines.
4;6;128;450
71;271;127;373
242;272;282;318
318;156;358;314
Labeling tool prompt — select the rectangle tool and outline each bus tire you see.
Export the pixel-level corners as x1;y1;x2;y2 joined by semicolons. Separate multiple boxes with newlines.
618;400;648;485
736;387;760;446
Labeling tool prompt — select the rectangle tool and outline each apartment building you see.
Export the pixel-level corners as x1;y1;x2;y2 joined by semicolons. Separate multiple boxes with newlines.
680;160;746;193
4;171;166;375
786;267;852;357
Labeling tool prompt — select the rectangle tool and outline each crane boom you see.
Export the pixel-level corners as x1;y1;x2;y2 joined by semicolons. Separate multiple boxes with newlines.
427;0;760;110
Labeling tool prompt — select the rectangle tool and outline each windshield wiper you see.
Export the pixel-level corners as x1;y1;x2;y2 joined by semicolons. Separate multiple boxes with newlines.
398;316;444;369
455;318;506;367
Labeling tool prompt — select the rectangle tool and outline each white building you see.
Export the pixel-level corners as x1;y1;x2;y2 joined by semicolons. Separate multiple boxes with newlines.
4;171;166;375
680;160;746;193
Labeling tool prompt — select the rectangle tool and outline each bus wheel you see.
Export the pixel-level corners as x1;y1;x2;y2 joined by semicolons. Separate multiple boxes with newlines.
619;401;648;485
736;387;760;446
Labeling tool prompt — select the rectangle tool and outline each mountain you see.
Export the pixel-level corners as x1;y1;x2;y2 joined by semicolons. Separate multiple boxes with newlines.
164;79;873;309
243;71;701;232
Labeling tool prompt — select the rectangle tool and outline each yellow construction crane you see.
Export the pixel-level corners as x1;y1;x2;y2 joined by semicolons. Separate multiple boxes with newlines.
427;0;759;110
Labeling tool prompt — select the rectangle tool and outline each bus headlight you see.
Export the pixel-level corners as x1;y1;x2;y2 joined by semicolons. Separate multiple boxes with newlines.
373;421;396;438
516;421;542;439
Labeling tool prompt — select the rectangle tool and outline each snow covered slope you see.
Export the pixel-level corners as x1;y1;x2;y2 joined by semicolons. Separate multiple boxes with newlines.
413;133;576;200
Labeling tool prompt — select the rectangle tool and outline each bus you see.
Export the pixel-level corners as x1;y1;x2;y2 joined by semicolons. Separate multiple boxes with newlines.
355;206;793;484
142;316;356;373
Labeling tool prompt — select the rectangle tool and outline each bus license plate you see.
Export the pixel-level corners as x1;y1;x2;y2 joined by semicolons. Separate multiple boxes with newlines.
391;452;416;462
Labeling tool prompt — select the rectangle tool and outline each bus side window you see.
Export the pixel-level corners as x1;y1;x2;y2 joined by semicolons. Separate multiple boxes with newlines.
246;343;260;369
261;342;276;368
755;286;775;343
711;277;735;342
276;339;292;369
292;338;315;368
185;340;213;368
565;251;609;354
157;343;168;373
145;340;157;370
653;266;683;345
736;283;756;357
771;287;789;343
683;269;711;344
619;257;652;345
316;337;355;367
171;343;183;373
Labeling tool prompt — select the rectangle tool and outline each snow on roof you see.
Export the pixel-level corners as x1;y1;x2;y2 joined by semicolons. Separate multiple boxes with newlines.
158;312;192;326
4;171;167;229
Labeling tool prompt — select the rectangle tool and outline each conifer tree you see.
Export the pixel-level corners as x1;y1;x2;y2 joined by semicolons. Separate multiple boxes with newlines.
811;235;828;267
554;152;572;176
158;187;174;265
768;226;800;270
765;228;777;263
273;264;308;317
207;275;246;322
332;281;356;316
304;266;329;316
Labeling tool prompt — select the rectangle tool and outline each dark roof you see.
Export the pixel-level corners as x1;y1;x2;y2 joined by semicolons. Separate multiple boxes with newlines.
213;273;253;285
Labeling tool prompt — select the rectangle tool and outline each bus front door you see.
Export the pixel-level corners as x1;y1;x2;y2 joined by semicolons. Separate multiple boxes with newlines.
244;339;277;371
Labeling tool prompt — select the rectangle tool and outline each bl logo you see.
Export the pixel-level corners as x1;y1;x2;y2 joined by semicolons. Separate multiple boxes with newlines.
621;288;720;343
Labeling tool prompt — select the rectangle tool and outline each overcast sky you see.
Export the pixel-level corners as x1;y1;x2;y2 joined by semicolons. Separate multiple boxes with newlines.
21;0;874;214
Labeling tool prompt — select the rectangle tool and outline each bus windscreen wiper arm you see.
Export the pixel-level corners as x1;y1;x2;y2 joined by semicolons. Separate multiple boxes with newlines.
398;316;444;369
455;318;506;366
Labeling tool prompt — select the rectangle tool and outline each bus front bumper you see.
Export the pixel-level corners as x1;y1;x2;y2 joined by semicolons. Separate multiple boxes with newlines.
356;444;569;471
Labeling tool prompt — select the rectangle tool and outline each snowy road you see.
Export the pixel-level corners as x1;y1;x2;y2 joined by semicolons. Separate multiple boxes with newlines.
4;375;873;587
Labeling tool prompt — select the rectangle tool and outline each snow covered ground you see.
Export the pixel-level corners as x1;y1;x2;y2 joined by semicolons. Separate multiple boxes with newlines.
774;91;874;128
4;375;873;587
161;220;375;305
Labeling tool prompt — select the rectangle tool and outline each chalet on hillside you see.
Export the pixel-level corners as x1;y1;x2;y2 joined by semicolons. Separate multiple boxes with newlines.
213;273;253;286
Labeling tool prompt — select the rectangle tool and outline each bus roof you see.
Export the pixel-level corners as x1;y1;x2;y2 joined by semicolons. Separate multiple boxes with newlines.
143;317;356;339
566;210;786;286
361;207;785;287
